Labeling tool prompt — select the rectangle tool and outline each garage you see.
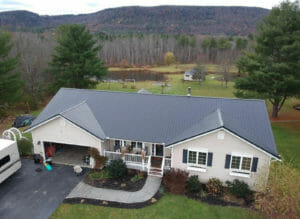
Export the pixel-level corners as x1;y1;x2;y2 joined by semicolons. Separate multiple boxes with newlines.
44;142;92;168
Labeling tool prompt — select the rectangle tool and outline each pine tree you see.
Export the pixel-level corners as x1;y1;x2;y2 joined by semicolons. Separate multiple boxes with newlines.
235;1;300;118
49;24;107;91
0;30;23;112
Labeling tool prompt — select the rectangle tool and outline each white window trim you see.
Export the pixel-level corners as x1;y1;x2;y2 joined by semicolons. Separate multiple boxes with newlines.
230;152;253;175
187;148;208;169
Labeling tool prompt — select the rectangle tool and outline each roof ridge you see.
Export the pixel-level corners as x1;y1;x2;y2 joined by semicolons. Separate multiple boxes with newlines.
59;88;266;102
217;108;224;126
59;100;87;115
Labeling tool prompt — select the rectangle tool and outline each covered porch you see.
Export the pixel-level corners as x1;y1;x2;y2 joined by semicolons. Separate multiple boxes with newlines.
102;139;171;176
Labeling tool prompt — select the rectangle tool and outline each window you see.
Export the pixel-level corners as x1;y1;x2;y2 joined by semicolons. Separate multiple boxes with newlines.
137;142;143;149
131;142;136;148
188;149;207;166
241;157;252;171
230;154;252;172
188;151;197;164
131;142;143;149
198;152;207;165
0;155;10;168
231;156;241;169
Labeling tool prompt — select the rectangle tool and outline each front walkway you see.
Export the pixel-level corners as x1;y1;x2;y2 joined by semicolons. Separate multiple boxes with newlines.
66;176;162;204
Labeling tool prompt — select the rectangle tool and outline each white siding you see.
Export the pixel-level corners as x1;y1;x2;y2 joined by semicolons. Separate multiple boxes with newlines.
31;117;102;159
171;130;271;191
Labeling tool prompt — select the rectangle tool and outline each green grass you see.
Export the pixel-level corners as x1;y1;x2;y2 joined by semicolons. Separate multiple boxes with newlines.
108;64;237;73
272;123;300;168
89;170;110;180
97;73;299;114
51;193;261;219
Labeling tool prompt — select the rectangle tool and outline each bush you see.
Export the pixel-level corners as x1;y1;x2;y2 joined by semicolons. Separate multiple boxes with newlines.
89;148;107;169
163;169;188;195
205;178;224;196
254;162;300;218
187;175;202;193
17;138;33;156
226;179;252;199
89;169;110;180
130;174;143;183
106;159;127;179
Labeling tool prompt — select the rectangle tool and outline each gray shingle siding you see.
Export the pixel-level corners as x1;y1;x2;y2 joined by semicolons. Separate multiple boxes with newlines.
29;88;279;158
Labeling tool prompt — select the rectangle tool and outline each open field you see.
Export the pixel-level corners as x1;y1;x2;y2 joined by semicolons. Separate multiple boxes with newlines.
51;193;261;219
108;63;238;73
97;73;300;116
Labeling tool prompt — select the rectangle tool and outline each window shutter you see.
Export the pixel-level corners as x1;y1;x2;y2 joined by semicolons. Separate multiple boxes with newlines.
251;157;259;172
207;152;213;166
224;154;231;169
183;149;188;163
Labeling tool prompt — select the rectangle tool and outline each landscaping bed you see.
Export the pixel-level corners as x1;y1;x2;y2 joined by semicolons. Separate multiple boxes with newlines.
83;168;147;192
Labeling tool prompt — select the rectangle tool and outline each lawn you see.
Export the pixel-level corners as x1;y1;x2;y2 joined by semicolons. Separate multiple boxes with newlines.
97;73;300;115
108;63;237;73
51;193;261;219
272;122;300;168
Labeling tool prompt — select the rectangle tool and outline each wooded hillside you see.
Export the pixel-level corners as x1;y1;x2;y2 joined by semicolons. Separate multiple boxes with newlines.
0;6;269;35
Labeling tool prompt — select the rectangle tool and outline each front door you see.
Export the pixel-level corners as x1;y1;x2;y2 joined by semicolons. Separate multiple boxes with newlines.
152;144;164;156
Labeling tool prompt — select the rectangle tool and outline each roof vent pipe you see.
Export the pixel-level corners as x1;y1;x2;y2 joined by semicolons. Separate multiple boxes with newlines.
187;87;191;97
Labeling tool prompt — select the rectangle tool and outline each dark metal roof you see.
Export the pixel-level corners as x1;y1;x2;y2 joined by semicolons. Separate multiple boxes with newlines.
29;88;279;158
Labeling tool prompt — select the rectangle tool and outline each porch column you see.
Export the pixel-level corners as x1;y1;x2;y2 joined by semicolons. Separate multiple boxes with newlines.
142;142;145;170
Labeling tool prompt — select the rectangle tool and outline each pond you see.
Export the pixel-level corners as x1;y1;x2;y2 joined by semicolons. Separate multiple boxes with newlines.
105;70;167;81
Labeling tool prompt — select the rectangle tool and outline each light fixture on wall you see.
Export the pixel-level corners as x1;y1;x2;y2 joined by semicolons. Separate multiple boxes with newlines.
37;141;41;145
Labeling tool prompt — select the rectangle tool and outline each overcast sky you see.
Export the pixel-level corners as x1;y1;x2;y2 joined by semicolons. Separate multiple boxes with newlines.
0;0;283;15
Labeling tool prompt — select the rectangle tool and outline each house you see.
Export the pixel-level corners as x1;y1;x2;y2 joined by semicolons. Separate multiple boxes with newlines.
184;69;196;81
25;88;280;191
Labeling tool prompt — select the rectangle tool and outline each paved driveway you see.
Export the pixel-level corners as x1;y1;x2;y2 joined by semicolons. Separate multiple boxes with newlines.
0;159;87;219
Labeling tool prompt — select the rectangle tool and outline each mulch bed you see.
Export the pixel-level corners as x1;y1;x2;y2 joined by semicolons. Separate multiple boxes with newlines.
64;191;162;209
83;169;147;192
186;192;254;208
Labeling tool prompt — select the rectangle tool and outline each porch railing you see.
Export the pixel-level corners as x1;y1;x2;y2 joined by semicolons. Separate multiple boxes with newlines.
104;150;149;169
104;150;121;160
164;158;171;169
124;153;142;164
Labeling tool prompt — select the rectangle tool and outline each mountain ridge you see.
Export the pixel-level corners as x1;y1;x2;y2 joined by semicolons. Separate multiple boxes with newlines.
0;6;269;35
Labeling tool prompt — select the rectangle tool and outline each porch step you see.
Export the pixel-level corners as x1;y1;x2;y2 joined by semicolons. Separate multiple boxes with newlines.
150;167;162;171
148;171;163;177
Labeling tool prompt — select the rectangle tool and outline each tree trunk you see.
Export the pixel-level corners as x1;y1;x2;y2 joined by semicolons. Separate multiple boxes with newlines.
272;102;279;118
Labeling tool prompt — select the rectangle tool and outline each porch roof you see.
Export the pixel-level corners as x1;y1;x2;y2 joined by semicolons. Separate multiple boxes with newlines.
28;88;279;159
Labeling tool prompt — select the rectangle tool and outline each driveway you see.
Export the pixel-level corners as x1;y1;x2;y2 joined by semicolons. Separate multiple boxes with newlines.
0;159;87;219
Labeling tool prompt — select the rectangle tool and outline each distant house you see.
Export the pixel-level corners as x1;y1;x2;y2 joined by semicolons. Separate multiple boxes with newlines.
25;88;280;191
184;69;197;81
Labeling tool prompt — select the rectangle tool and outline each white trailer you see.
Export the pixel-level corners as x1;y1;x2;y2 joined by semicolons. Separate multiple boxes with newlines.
0;139;21;184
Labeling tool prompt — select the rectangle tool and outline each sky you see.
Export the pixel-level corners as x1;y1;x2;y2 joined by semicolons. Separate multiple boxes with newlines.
0;0;283;15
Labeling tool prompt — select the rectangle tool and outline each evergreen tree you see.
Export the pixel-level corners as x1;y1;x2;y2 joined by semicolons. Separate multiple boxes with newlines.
50;24;107;91
0;30;23;113
235;1;300;118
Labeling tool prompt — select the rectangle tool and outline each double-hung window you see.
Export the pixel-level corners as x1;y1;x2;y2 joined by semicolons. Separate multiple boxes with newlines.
187;149;208;172
230;153;252;177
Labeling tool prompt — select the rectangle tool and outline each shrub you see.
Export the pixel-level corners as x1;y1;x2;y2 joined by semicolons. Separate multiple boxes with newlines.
106;159;127;179
130;174;143;183
205;178;224;196
187;175;202;193
17;138;33;156
163;169;188;195
226;179;252;199
89;169;110;180
254;162;300;218
89;148;107;169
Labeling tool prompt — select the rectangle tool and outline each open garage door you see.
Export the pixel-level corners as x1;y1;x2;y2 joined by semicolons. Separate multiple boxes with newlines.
44;142;91;168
